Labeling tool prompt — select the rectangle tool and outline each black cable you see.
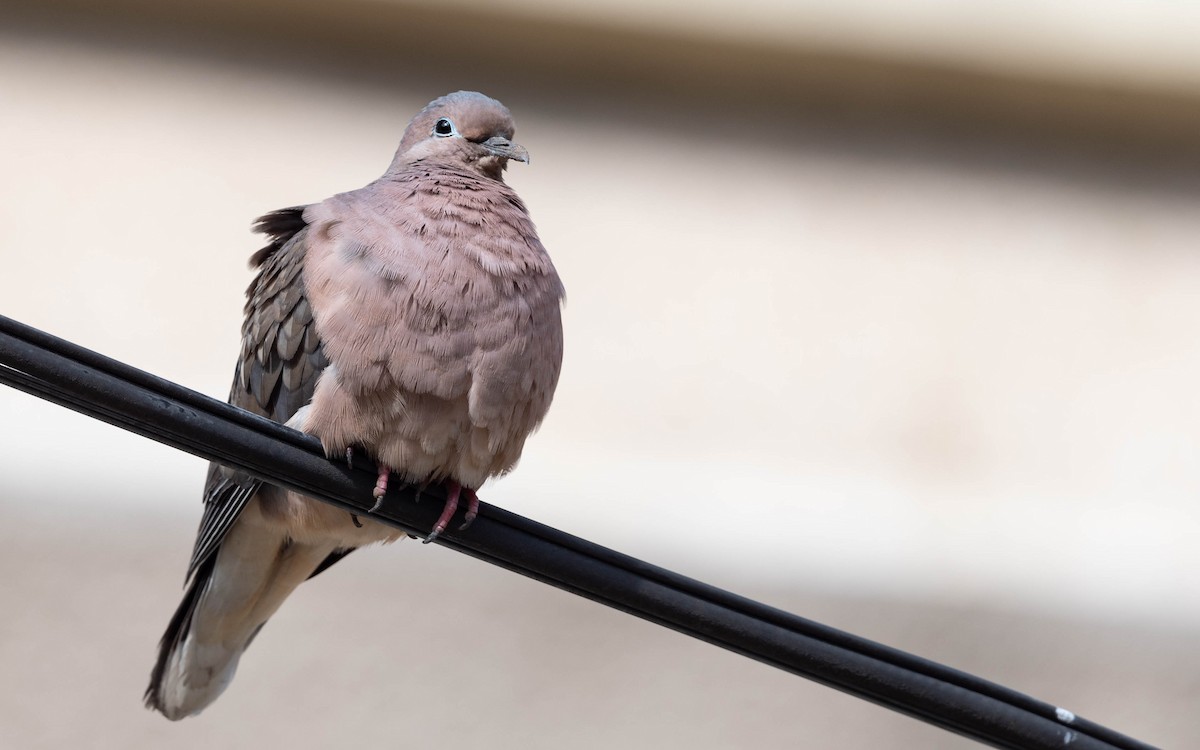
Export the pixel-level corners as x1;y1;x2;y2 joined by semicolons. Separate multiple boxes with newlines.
0;313;1159;750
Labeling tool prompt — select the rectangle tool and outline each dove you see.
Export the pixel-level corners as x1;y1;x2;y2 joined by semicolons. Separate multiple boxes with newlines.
145;91;565;720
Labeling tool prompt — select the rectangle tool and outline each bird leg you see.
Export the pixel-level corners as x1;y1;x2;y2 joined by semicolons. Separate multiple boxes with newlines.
412;479;431;504
373;465;392;498
424;480;479;543
424;481;459;544
367;464;393;515
460;486;479;530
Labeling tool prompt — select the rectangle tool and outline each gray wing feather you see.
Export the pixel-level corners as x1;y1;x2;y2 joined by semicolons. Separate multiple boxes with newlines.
185;207;329;580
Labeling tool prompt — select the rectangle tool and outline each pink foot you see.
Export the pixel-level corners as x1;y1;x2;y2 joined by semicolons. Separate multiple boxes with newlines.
460;487;479;530
367;464;392;514
424;480;479;543
373;465;392;499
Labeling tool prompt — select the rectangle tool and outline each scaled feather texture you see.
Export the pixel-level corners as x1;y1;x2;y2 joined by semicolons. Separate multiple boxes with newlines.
145;92;564;720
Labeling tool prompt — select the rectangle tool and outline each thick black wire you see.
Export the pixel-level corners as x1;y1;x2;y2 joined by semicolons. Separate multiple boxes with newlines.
0;313;1159;750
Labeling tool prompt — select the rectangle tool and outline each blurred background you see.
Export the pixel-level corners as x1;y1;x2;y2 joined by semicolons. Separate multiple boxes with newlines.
2;0;1198;747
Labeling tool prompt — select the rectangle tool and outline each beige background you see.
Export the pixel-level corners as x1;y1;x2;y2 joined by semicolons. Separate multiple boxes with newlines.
1;1;1198;747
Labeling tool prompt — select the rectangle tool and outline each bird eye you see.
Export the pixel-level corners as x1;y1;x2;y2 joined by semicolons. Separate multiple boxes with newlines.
433;118;455;137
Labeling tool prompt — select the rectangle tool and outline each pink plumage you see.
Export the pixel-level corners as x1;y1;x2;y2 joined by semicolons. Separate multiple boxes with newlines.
146;91;564;720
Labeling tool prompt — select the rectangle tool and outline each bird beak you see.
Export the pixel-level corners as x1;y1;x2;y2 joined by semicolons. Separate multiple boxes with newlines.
482;136;530;164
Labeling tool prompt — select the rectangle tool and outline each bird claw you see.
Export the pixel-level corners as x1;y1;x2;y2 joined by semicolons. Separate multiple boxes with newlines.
423;480;478;542
459;488;479;530
372;465;391;498
368;464;392;513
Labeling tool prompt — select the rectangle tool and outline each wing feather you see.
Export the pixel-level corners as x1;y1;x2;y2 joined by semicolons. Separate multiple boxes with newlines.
185;207;331;580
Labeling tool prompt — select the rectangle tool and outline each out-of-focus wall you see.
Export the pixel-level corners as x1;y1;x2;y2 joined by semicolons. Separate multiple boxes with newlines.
1;2;1197;748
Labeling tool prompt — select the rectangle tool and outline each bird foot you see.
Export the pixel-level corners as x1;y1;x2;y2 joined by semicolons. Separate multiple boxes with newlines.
412;479;431;504
369;464;392;513
423;480;479;544
460;486;479;530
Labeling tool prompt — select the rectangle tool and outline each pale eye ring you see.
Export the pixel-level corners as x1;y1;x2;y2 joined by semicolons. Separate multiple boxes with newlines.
433;118;456;137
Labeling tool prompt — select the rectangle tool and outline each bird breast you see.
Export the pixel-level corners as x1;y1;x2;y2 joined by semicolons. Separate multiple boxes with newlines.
299;170;565;486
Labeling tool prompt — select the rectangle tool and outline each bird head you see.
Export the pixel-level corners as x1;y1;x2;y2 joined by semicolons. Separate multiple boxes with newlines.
392;91;529;180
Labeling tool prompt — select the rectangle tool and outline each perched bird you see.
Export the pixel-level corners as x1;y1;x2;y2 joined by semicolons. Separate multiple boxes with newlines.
145;91;565;720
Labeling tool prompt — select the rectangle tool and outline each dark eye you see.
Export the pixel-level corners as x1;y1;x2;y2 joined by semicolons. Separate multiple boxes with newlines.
433;118;455;137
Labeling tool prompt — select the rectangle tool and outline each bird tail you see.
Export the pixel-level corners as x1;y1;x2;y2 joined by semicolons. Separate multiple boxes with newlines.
144;514;333;720
144;553;218;719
